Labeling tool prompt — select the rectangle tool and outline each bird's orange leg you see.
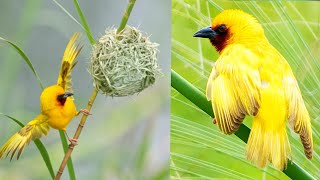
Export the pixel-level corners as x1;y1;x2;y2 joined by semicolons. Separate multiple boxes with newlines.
212;118;217;125
77;109;91;116
64;131;78;146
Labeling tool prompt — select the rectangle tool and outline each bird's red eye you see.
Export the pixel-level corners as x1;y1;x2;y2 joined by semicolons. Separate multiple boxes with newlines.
217;24;227;33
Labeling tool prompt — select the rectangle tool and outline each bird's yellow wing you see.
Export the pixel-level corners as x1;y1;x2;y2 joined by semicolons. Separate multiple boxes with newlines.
283;68;313;159
0;114;49;160
57;32;82;92
206;45;261;134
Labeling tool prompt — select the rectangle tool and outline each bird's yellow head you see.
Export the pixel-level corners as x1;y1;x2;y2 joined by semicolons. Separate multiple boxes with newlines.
40;85;74;112
194;9;266;53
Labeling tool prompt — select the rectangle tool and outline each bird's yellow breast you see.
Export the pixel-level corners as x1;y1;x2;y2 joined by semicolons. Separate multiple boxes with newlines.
46;97;77;130
40;85;77;131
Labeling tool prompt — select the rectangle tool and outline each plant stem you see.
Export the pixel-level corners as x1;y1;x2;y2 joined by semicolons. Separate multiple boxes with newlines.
171;69;314;180
54;0;138;179
55;88;98;180
117;0;136;34
171;69;251;142
58;130;75;180
72;0;95;44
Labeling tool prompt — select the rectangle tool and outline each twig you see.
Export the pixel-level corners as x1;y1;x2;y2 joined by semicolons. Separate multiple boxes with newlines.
55;88;98;180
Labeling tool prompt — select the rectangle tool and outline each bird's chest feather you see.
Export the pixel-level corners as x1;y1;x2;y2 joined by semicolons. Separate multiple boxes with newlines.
47;98;77;130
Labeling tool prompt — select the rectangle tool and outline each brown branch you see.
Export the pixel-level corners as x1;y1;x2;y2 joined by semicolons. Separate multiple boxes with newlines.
55;88;98;180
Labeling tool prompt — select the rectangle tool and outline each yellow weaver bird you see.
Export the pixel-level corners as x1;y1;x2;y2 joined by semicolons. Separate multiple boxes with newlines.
194;9;313;170
0;33;89;160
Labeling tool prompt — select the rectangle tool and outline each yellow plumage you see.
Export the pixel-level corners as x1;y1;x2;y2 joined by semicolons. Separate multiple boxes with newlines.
0;114;49;160
194;9;313;170
57;32;81;93
0;33;81;160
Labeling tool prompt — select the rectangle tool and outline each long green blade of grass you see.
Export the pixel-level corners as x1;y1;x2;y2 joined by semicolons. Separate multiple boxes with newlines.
58;130;75;180
0;113;54;179
72;0;95;44
0;37;44;89
33;139;55;179
171;69;314;180
52;0;85;31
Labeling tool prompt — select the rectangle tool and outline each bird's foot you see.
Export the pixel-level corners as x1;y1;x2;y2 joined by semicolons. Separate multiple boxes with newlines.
79;109;91;116
68;138;78;146
212;118;216;125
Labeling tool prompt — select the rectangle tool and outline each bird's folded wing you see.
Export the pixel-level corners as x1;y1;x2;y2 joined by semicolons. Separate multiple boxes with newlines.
57;32;82;93
283;70;313;159
206;45;261;134
0;114;49;160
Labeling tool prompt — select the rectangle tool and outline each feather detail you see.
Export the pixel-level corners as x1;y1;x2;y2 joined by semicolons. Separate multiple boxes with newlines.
57;32;82;93
207;45;261;134
0;114;49;160
206;63;217;101
283;72;313;159
247;116;291;170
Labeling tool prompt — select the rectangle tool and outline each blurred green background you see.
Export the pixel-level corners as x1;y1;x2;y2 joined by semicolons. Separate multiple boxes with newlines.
171;0;320;179
0;0;170;179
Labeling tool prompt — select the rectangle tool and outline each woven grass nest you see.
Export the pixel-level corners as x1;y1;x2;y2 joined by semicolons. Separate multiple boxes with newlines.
89;26;160;96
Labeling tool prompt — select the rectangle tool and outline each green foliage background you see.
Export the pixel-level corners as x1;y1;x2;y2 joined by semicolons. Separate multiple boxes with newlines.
171;0;320;179
0;0;170;179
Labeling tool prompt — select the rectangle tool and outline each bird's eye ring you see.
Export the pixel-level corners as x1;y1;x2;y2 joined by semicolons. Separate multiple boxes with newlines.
217;24;227;33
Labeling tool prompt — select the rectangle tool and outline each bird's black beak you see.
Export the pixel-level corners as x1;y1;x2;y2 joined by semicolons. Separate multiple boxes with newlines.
193;26;217;39
58;92;74;100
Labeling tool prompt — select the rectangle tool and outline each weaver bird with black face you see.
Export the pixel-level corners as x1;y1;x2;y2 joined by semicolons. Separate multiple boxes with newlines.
0;33;89;160
194;9;313;170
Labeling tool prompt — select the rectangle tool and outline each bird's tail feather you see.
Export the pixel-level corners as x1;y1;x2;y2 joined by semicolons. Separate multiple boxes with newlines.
0;115;49;160
0;132;30;160
246;118;291;170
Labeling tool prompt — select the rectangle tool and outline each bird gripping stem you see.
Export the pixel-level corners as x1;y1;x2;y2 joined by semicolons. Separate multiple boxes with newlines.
55;88;98;180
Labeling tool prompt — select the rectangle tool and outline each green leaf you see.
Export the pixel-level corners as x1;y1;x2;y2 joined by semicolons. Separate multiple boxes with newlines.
72;0;95;45
52;0;85;31
0;113;54;179
0;37;44;89
59;130;76;180
33;139;55;179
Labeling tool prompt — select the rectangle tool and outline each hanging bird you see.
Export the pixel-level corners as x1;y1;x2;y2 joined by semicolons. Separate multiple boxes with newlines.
0;32;89;160
194;9;313;170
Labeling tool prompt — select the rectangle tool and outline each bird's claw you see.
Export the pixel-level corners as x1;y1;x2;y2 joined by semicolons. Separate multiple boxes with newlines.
79;109;91;116
68;138;78;146
212;118;217;125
